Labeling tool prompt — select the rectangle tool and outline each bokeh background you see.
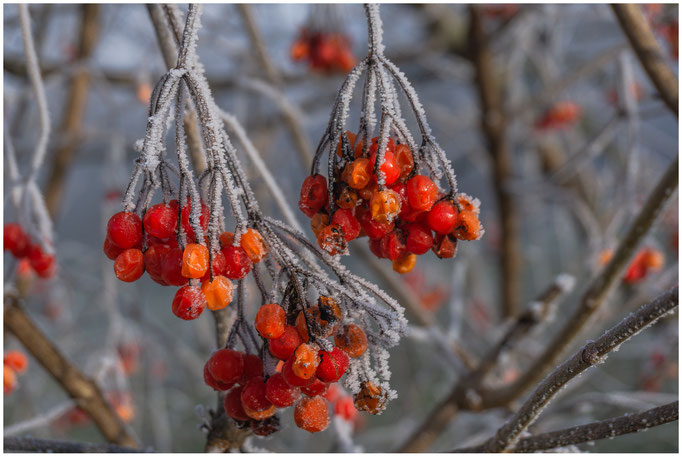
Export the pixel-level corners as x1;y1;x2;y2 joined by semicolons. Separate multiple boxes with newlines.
3;3;678;452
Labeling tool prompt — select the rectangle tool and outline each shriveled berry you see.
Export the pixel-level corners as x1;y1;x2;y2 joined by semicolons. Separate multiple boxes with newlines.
4;223;29;258
356;207;394;240
292;343;320;379
380;230;406;261
342;158;371;189
240;228;268;263
224;386;249;422
394;143;414;179
269;325;304;360
331;209;361;241
208;348;245;385
370;189;401;224
265;372;300;407
407;175;438;211
334;323;368;358
114;249;145;282
317;224;347;256
301;378;329;397
453;211;482;241
457;193;480;214
201;276;235;311
107;211;143;249
282;356;315;387
310;212;329;239
393;253;417;274
336;185;358;209
27;245;56;278
204;363;233;391
255;303;286;339
357;181;378;202
241;354;265;384
172;285;206;320
221;245;252;280
299;174;329;217
143;203;177;239
354;381;387;415
296;299;342;342
250;415;280;436
316;347;349;382
427;200;460;234
404;223;433;255
4;351;28;374
433;234;458;259
181;243;209;278
294;396;329;433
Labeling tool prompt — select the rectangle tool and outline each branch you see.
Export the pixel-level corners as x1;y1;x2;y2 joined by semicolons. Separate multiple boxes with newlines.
611;4;678;117
3;295;136;447
454;401;679;453
480;287;678;452
4;436;145;453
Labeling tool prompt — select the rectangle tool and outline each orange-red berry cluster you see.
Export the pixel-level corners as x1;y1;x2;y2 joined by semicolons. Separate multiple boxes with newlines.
598;246;665;284
291;28;356;73
3;223;56;278
204;295;385;434
299;131;483;273
534;101;582;130
104;200;268;320
3;351;28;395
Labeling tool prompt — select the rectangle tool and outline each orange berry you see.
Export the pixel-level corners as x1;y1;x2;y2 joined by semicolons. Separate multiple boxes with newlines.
3;351;28;374
255;303;286;339
294;396;329;433
240;228;268;263
310;213;329;239
336;185;358;209
334;323;368;358
354;381;386;415
317;224;347;256
296;298;343;342
393;253;417;274
243;403;277;420
219;231;235;248
358;180;377;201
342;158;371;189
201;276;235;311
643;248;664;270
290;40;309;61
181;243;209;278
292;343;320;379
394;144;414;179
370;189;401;224
4;365;17;394
453;211;482;241
456;193;480;215
598;248;614;266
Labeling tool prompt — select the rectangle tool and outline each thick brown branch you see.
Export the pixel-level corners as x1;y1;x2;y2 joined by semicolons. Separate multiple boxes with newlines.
611;4;678;116
4;436;145;453
3;295;136;447
455;401;679;452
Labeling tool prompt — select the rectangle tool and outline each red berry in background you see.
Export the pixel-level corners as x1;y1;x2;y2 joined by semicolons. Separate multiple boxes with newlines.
427;200;459;234
334;395;358;422
144;245;170;285
27;244;56;278
268;325;303;360
143;203;177;239
356;207;393;240
433;233;458;259
4;223;30;258
161;247;187;286
299;174;329;217
204;363;233;391
380;230;406;261
406;175;438;211
282;356;316;387
103;237;125;261
404;223;434;255
113;249;145;282
221;245;252;280
224;385;249;422
106;211;143;249
301;378;330;397
171;285;206;320
208;349;245;385
316;347;349;383
331;209;361;241
294;396;329;433
241;354;265;384
369;149;400;185
241;377;273;413
265;372;301;407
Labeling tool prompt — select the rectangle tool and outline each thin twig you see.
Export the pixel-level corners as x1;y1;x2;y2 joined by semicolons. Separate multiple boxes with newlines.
4;436;146;453
611;4;678;117
3;295;136;447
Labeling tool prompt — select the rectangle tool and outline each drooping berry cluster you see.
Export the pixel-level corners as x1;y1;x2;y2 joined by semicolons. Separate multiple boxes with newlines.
291;28;356;74
3;350;28;395
301;4;483;273
3;223;56;278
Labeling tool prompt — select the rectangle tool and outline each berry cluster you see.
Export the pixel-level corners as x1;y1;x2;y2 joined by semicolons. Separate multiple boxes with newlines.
301;131;483;273
291;28;356;74
3;223;56;278
599;246;665;284
104;202;269;321
3;350;28;395
534;101;582;131
204;295;389;434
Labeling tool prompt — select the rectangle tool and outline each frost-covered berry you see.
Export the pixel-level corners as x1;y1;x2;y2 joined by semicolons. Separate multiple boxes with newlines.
240;228;268;263
354;381;387;415
317;224;347;256
334;323;368;358
221;245;252;280
294;396;329;433
300;378;330;397
394;143;414;179
282;355;316;388
181;243;209;279
143;203;177;239
265;372;300;407
269;325;304;360
171;285;206;320
200;276;234;311
406;175;438;212
356;207;394;240
369;147;400;185
369;189;400;224
330;209;361;241
299;174;329;217
316;347;349;383
106;211;143;249
255;303;286;339
453;210;482;241
342;158;371;190
291;343;320;380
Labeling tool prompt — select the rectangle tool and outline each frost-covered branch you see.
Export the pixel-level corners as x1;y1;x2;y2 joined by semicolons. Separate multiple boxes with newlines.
4;436;145;453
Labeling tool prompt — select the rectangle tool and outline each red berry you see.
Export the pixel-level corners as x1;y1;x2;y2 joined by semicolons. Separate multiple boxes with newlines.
268;325;304;360
221;245;252;280
208;348;245;385
114;249;145;282
432;234;458;259
316;347;349;382
171;285;206;320
282;356;316;387
161;248;187;286
369;149;400;185
265;372;301;407
106;211;143;249
4;223;30;258
27;244;56;278
404;224;434;255
144;244;170;285
255;303;286;339
224;386;249;422
427;200;459;234
143;203;177;239
241;376;273;413
178;199;209;243
201;250;227;282
407;175;438;212
299;174;329;218
330;209;361;241
301;378;330;397
356;207;393;240
294;396;329;433
103;237;125;261
380;231;406;261
391;182;410;218
204;363;233;391
334;396;358;422
241;354;265;384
